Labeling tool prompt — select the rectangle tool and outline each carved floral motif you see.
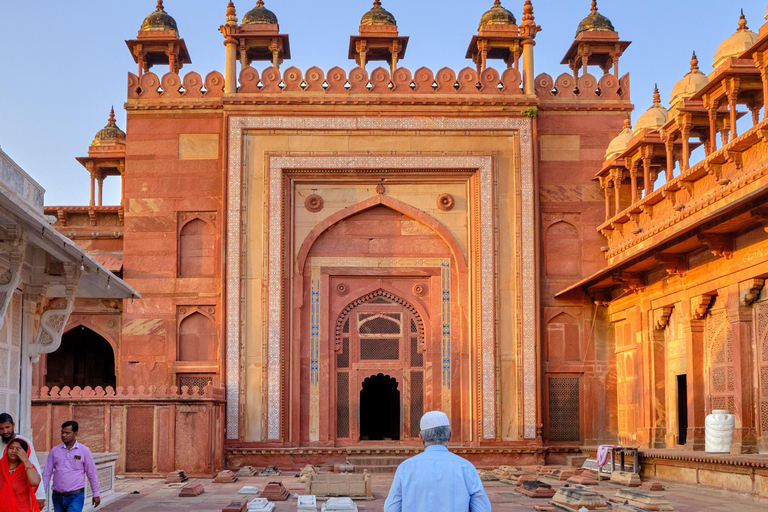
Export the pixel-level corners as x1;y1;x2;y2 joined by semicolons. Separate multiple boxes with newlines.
437;193;455;212
305;194;324;213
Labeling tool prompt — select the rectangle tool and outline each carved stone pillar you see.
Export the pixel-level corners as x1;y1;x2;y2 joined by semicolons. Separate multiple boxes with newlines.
664;136;674;181
220;4;239;95
725;282;763;453
707;100;719;153
645;307;672;448
681;123;691;171
611;169;623;214
601;177;612;221
629;162;639;204
725;78;740;139
18;285;45;438
682;296;710;450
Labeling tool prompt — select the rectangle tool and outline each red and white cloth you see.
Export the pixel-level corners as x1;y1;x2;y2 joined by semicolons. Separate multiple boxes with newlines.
597;445;617;468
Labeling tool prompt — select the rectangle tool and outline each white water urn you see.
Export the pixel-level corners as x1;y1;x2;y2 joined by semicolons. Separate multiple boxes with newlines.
705;409;735;453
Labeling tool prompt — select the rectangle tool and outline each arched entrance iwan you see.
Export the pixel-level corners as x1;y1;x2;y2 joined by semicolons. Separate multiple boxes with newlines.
46;326;116;389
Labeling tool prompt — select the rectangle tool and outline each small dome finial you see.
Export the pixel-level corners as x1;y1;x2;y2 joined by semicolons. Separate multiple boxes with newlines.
257;0;265;6
373;0;381;6
156;0;164;11
523;0;534;21
624;115;632;130
738;9;749;31
494;0;501;6
226;1;237;24
653;84;661;105
109;107;116;124
591;0;598;14
690;51;699;71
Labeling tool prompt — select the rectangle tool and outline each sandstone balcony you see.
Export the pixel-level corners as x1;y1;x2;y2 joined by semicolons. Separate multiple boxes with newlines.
598;119;768;264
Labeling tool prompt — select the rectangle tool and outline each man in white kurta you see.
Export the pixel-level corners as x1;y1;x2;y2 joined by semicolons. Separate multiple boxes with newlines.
383;411;492;512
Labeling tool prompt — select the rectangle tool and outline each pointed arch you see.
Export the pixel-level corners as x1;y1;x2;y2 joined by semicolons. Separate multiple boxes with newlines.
63;320;118;355
544;220;580;277
333;287;428;350
296;195;468;273
47;325;116;389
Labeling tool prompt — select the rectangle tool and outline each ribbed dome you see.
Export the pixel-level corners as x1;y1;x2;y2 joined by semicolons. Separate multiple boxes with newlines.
479;1;517;30
713;11;758;68
140;0;178;34
606;118;634;159
92;108;126;147
361;0;396;26
670;52;708;106
243;0;278;25
576;1;615;37
634;86;668;134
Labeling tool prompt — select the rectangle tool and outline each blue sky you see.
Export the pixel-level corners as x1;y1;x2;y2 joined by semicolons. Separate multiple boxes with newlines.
0;0;763;206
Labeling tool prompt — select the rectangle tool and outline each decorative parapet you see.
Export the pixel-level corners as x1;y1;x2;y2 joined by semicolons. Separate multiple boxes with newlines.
597;119;768;264
0;148;45;214
534;72;630;103
125;66;630;107
32;383;225;401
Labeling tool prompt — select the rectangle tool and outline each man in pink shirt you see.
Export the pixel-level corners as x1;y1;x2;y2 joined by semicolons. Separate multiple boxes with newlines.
42;421;100;512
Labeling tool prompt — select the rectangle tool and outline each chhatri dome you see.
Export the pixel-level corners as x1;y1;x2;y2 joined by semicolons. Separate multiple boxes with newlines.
140;0;179;35
92;108;126;147
361;0;397;26
479;1;517;30
634;85;668;134
605;117;634;159
713;10;758;68
670;52;708;106
243;0;278;25
576;0;615;37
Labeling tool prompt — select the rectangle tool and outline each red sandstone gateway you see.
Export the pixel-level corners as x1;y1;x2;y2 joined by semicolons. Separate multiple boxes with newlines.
28;0;768;498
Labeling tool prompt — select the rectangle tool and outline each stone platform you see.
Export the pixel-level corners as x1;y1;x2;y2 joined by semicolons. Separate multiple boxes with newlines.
95;471;767;512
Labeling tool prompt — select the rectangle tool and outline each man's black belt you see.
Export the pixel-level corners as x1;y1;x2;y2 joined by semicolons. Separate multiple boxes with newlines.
52;488;85;497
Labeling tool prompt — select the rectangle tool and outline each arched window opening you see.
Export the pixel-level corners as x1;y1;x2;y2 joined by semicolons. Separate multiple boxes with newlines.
545;313;581;362
179;218;215;277
46;327;116;389
178;312;217;361
544;221;580;277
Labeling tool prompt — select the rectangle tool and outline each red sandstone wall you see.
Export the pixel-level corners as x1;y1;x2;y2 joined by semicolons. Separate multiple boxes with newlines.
537;110;627;446
121;112;225;389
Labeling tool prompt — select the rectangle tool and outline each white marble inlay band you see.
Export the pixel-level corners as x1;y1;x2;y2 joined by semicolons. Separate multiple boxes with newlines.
226;116;535;441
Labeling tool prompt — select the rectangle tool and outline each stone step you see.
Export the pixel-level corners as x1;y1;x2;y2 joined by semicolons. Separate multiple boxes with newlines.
353;465;401;474
346;457;408;466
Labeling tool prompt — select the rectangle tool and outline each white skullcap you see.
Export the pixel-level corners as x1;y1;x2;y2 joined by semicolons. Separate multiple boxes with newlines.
420;411;450;431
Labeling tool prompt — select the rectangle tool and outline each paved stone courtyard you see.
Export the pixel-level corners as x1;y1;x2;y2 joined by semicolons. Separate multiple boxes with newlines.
99;472;767;512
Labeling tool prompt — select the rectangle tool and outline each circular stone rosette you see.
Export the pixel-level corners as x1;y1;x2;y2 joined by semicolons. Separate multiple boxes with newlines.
305;194;324;213
437;193;455;212
336;283;349;296
412;284;427;297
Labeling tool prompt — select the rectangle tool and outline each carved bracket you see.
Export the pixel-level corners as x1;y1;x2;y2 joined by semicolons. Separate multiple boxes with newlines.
612;271;643;293
29;264;80;361
691;293;715;320
725;149;743;173
0;226;27;330
750;207;768;234
741;278;765;306
653;307;673;331
705;162;724;181
655;253;687;276
698;233;734;259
